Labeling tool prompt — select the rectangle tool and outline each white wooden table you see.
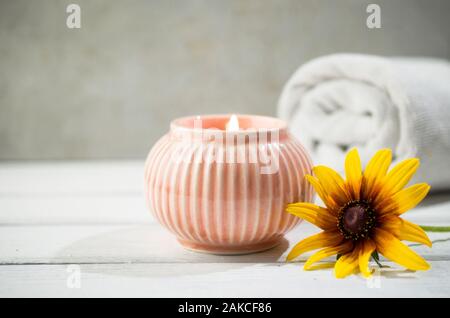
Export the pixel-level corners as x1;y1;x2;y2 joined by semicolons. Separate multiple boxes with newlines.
1;161;450;297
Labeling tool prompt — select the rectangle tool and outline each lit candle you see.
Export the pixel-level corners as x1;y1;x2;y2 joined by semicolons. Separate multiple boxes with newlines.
145;114;314;254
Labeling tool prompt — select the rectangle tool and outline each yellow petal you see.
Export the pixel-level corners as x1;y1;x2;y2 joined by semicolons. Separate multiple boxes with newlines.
358;239;376;277
378;214;402;235
362;149;392;199
345;148;362;200
286;231;342;261
304;263;336;270
304;241;353;270
398;218;432;247
286;203;336;230
313;165;351;206
379;183;430;215
334;246;360;278
373;228;430;271
384;158;420;194
305;175;339;212
379;214;431;247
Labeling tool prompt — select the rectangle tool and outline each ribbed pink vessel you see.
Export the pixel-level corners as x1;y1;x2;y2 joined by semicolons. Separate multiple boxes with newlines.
144;115;314;254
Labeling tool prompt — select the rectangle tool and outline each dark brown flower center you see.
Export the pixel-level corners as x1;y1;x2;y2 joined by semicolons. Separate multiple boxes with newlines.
343;205;367;233
338;201;376;240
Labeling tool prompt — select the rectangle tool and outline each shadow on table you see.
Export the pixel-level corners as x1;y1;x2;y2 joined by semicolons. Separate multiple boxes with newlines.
54;226;290;278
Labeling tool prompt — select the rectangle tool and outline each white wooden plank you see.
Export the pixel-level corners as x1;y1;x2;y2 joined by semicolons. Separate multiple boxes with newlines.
1;261;449;297
2;195;448;225
0;161;449;224
0;161;155;224
0;161;144;195
1;223;449;265
2;193;445;225
1;195;448;225
0;194;448;227
0;196;153;224
0;224;299;264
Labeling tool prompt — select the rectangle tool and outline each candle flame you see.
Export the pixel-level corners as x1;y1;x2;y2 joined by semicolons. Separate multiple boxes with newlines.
226;114;240;131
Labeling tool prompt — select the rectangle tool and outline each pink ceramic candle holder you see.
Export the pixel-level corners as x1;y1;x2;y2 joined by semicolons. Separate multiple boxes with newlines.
144;114;313;254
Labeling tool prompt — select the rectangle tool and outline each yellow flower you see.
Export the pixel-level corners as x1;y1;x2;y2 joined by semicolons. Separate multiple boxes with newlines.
286;148;432;278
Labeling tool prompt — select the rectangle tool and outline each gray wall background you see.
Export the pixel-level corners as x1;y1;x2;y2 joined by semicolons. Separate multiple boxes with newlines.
1;0;449;160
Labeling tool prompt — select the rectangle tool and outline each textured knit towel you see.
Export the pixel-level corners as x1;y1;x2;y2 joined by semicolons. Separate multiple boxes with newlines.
278;53;450;190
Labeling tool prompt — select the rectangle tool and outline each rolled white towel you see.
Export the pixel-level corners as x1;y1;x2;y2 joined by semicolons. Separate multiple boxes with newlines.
278;53;450;190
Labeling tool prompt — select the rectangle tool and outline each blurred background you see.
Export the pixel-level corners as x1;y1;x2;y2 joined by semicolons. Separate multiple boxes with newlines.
1;0;449;160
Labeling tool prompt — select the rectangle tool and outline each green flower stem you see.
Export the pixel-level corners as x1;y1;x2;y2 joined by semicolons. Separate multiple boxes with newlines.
420;225;450;232
371;251;384;268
